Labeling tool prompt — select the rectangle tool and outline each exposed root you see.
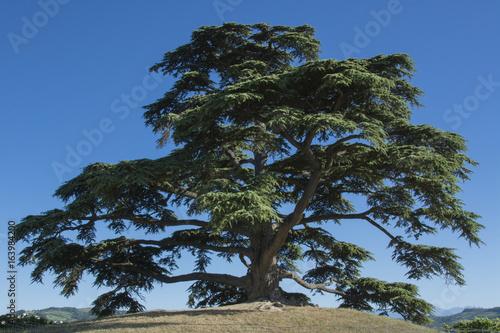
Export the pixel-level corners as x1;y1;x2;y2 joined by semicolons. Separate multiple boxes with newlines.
218;298;318;312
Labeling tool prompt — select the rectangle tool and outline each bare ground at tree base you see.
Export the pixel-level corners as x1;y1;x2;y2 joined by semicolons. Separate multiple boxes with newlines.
32;301;439;332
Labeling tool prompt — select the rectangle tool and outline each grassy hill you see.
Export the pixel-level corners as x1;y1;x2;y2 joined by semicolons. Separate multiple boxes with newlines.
24;302;437;333
429;307;500;329
15;303;500;331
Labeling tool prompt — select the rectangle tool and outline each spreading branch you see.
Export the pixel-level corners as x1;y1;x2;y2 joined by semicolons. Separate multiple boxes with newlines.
129;238;252;257
281;270;346;296
272;124;321;169
261;170;323;270
91;257;246;287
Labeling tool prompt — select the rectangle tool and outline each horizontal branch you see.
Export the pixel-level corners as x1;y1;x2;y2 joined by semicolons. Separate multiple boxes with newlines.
72;215;208;230
153;272;247;287
68;213;252;239
300;207;385;225
325;134;364;155
90;257;246;287
104;215;209;228
300;208;399;242
154;183;199;199
129;238;252;257
113;215;250;236
280;270;346;296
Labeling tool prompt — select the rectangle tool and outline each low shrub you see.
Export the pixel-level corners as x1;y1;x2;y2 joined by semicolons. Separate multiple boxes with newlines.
444;317;500;332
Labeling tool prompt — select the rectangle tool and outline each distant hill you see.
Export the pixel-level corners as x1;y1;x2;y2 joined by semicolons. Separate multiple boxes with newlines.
433;306;472;317
16;307;94;322
429;307;500;329
387;306;469;320
15;307;126;323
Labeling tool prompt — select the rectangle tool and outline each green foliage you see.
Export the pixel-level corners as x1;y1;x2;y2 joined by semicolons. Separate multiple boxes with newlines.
430;308;500;329
17;22;482;325
187;281;248;308
443;317;500;332
90;289;146;318
339;278;434;325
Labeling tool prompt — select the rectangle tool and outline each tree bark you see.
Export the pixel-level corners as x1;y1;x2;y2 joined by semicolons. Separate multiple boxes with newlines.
245;256;282;301
243;223;285;302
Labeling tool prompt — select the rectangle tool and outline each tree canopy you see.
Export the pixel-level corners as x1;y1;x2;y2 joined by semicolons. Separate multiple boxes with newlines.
17;23;483;325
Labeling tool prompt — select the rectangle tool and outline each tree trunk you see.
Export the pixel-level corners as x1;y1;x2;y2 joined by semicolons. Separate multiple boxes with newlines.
246;258;283;301
245;225;284;302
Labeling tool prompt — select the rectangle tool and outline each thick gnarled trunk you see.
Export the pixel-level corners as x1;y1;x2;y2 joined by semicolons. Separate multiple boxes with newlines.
245;259;282;301
244;224;284;302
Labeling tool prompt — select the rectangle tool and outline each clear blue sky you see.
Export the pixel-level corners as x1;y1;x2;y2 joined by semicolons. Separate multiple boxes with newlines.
1;0;499;313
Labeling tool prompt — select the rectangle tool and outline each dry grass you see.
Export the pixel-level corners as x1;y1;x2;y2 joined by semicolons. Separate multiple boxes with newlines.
32;302;440;333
